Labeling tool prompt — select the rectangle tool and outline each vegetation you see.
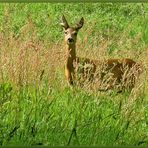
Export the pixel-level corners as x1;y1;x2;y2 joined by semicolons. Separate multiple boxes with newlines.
0;3;148;146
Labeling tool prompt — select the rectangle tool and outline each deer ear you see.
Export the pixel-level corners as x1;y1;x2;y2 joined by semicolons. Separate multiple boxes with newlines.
60;15;69;29
75;17;84;30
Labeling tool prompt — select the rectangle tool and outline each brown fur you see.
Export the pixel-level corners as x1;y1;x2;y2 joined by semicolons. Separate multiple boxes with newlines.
60;15;142;90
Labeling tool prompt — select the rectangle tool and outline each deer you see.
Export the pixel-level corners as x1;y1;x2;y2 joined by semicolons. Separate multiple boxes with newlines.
60;15;142;91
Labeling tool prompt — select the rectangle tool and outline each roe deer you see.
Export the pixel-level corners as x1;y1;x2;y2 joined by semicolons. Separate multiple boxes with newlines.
60;15;142;91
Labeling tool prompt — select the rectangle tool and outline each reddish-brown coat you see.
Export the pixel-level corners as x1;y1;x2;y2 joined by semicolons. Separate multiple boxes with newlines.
60;15;142;90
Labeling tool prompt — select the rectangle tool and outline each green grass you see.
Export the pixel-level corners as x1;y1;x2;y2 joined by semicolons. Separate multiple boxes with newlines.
0;3;148;146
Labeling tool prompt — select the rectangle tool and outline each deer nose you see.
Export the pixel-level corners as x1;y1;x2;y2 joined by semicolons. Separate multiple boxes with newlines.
68;38;74;43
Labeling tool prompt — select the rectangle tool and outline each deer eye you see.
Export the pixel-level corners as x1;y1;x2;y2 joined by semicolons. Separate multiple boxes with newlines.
73;32;77;36
64;31;68;35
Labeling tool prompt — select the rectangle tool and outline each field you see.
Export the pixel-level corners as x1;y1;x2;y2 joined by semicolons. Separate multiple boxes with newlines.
0;3;148;146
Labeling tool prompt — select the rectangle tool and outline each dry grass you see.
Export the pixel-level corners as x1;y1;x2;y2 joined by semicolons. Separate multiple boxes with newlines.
0;18;147;92
0;4;148;145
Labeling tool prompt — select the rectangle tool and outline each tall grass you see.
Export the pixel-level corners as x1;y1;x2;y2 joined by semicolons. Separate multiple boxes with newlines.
0;3;148;146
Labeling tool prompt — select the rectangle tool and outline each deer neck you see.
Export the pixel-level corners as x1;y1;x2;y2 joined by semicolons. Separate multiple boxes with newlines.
65;44;76;71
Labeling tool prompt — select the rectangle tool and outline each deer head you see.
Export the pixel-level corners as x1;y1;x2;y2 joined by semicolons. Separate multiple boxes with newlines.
60;15;84;46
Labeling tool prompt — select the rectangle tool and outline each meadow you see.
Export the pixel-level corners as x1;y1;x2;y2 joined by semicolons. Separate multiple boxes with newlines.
0;3;148;146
